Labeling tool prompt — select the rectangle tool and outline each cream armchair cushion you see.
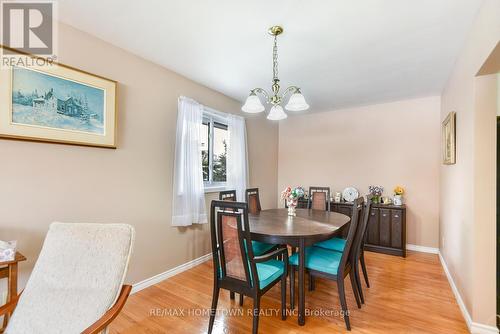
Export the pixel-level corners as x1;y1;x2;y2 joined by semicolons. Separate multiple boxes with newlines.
6;222;135;334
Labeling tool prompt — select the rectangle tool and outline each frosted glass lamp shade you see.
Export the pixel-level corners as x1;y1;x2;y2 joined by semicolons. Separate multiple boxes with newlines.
266;105;288;120
242;93;265;113
285;92;309;111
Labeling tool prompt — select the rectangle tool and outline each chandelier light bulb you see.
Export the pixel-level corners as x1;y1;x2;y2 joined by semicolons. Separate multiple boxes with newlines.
285;92;310;111
267;105;288;120
241;93;265;113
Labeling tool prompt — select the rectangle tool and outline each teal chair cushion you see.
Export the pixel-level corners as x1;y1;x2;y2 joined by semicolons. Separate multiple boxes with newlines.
255;259;285;289
289;246;342;276
217;258;284;289
314;237;346;252
252;240;276;256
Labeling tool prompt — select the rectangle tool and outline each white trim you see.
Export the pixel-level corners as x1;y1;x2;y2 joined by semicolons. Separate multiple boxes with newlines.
439;252;499;334
131;253;212;294
204;185;227;193
406;244;439;254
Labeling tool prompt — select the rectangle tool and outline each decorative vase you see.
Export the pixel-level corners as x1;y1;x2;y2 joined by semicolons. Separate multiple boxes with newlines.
372;195;380;204
393;195;403;206
287;199;297;216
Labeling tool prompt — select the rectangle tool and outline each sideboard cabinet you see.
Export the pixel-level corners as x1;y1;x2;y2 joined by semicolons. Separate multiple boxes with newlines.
364;204;406;257
296;198;406;257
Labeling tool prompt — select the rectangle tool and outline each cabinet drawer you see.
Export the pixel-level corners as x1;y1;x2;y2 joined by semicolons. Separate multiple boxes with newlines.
379;209;391;247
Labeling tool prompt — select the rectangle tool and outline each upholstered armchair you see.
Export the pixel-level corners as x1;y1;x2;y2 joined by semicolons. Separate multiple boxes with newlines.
0;222;135;334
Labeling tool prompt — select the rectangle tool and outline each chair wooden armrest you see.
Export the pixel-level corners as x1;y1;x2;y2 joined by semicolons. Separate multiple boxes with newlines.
253;246;288;263
81;285;132;334
0;297;19;317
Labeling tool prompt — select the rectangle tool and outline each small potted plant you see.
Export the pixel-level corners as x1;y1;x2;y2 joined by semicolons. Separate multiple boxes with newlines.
368;185;384;204
393;186;405;205
281;186;305;216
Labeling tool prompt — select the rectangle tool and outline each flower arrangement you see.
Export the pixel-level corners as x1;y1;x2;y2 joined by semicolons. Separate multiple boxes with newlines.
394;186;405;196
393;185;405;205
368;185;384;204
281;186;305;216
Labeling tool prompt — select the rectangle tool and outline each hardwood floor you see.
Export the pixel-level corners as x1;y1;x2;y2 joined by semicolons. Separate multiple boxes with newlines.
110;251;468;334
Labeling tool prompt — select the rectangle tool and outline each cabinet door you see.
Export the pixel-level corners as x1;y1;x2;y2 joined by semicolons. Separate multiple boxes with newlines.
379;209;391;247
391;210;403;248
338;205;352;217
367;208;379;245
298;199;308;209
330;204;339;213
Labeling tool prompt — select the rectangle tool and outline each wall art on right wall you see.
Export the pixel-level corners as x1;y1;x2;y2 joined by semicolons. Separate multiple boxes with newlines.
442;111;456;165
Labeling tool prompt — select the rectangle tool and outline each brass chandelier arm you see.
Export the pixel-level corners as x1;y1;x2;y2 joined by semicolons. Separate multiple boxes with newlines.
250;88;271;101
281;86;301;99
251;86;301;106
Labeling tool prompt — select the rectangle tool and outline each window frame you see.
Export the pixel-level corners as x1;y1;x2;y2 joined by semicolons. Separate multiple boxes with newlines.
202;109;229;192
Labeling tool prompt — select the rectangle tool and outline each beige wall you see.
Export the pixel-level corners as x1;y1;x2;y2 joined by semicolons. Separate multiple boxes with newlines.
440;0;499;327
472;74;497;326
0;23;278;289
277;96;441;248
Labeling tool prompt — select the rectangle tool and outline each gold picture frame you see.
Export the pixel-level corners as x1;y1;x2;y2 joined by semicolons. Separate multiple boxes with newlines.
0;46;117;148
442;111;456;165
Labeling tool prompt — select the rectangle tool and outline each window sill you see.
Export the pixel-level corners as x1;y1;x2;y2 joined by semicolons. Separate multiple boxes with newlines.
204;186;227;194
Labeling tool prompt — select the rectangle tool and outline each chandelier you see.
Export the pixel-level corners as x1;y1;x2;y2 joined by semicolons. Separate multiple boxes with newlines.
241;26;309;120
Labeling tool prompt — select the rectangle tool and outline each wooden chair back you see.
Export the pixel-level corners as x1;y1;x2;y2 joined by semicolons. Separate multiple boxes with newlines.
210;200;258;289
351;195;373;263
308;186;331;211
338;197;364;276
358;195;374;252
219;190;237;202
245;188;262;214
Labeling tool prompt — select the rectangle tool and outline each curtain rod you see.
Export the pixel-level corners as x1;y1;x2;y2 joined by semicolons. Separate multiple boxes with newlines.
179;96;244;121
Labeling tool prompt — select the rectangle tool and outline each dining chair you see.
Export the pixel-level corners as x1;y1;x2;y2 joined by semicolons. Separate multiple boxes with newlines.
219;190;242;304
208;200;288;334
245;188;262;214
219;189;237;202
225;190;278;256
244;186;283;258
219;190;278;306
314;195;373;303
289;197;364;330
1;222;134;334
308;186;331;211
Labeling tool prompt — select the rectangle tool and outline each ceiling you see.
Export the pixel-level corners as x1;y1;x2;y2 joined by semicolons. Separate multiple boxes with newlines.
58;0;484;113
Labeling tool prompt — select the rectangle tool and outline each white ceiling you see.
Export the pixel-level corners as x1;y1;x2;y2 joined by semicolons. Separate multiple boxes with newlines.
58;0;484;113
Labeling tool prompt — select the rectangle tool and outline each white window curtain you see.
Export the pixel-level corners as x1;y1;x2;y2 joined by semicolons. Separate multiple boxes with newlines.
227;114;248;202
172;97;207;226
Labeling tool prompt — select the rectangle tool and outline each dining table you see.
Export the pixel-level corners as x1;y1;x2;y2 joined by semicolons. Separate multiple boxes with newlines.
248;208;351;326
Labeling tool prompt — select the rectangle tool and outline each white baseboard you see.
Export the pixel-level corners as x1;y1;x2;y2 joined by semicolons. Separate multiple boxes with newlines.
131;253;212;294
406;244;439;254
438;252;499;334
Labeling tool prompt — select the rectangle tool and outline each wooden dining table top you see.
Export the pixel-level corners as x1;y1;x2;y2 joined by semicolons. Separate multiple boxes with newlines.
249;208;350;238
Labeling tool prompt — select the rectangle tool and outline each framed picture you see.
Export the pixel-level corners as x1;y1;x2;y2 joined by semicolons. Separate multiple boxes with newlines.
442;111;456;165
0;47;117;148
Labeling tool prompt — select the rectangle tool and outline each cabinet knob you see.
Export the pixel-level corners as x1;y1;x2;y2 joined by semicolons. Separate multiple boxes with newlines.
394;214;399;218
383;214;387;217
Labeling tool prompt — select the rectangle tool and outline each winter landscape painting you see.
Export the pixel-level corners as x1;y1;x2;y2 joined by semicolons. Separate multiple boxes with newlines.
11;66;105;135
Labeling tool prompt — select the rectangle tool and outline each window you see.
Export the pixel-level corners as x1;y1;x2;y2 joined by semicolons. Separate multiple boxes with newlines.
201;111;229;190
